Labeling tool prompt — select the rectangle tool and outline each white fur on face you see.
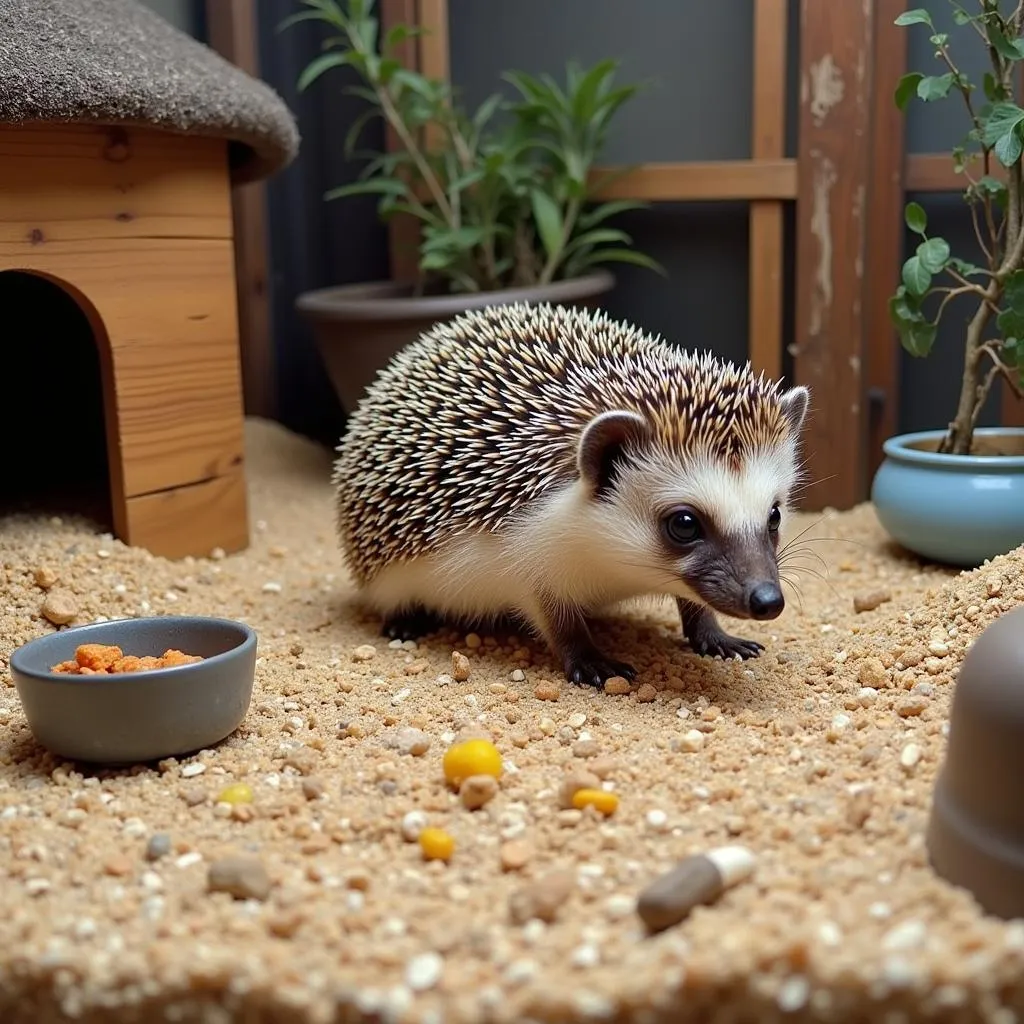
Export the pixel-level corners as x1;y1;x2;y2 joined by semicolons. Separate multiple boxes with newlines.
355;436;803;642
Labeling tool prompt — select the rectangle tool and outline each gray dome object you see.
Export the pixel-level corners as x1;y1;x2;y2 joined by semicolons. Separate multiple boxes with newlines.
0;0;300;184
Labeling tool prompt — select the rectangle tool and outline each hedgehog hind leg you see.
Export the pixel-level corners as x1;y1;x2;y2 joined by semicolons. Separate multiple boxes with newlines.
380;605;445;642
676;599;764;660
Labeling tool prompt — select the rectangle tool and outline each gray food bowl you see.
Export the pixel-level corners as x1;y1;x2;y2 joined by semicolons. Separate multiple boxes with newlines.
9;615;258;765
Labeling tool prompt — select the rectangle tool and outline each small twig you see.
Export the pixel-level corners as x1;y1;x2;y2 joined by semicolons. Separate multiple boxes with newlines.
971;364;1001;428
981;340;1024;398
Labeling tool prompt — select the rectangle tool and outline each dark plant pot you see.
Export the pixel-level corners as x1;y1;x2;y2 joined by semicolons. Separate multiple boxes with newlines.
870;427;1024;568
295;270;616;415
926;604;1024;919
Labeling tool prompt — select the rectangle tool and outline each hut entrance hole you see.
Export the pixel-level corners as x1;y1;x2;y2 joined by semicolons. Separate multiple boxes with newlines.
0;271;113;532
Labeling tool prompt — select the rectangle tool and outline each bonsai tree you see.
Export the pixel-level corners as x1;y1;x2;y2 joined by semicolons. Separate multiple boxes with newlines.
889;1;1024;454
281;0;663;295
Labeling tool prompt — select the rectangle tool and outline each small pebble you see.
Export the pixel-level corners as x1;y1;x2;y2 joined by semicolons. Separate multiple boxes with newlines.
181;763;207;778
509;869;575;924
636;846;757;933
207;855;272;901
405;951;444;991
604;676;632;695
401;810;428;842
40;590;78;626
352;644;377;663
636;683;657;703
145;834;172;861
853;589;891;613
500;840;533;872
459;774;499;810
534;680;560;701
678;729;705;752
451;651;471;681
33;566;59;590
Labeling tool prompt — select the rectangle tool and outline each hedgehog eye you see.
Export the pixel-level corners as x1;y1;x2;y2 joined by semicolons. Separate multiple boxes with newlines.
768;504;782;533
662;508;703;547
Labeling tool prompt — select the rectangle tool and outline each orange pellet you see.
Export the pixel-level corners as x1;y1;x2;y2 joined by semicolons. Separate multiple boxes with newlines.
571;788;619;816
51;643;203;675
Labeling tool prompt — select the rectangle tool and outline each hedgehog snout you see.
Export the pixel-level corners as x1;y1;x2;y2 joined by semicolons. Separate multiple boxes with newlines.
747;581;785;620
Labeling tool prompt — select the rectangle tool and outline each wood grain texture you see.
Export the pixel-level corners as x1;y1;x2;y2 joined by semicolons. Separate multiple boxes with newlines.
793;0;874;511
122;466;249;560
865;0;908;475
0;125;250;558
590;160;796;201
204;0;276;419
0;125;232;242
748;0;788;381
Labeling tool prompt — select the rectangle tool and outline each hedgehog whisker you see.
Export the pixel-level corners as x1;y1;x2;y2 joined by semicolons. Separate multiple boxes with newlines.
777;545;831;577
778;573;806;613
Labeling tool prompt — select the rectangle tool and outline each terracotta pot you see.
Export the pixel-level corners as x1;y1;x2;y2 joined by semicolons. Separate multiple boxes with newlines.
295;270;616;415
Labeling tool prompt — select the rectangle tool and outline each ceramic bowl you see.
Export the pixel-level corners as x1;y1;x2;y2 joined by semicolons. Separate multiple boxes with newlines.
9;615;257;764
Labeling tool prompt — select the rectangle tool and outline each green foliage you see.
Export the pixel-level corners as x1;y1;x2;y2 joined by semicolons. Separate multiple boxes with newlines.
281;0;664;294
889;0;1024;453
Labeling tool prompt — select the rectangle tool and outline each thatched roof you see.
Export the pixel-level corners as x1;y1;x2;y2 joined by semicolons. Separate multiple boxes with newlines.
0;0;300;184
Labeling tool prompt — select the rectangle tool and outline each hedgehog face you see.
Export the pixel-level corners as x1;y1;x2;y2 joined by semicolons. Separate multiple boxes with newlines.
574;387;809;619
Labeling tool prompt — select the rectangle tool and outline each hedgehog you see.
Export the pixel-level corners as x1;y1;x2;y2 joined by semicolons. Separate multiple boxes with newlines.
332;301;810;688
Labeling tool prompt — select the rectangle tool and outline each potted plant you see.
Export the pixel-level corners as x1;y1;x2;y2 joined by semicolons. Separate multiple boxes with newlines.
873;0;1024;567
281;0;663;414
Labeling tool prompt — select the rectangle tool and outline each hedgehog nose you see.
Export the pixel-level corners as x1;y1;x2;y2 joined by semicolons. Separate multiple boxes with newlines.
748;582;784;620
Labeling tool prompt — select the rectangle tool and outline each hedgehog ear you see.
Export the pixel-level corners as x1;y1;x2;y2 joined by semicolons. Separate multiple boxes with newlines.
577;410;652;499
779;385;810;437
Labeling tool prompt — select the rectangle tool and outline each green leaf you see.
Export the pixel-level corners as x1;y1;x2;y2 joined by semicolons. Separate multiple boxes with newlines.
902;255;932;296
297;51;354;92
383;23;423;52
894;8;933;27
983;72;1002;103
577;199;647;230
982;102;1024;146
562;227;632;255
997;307;1024;340
894;72;924;111
917;236;950;273
323;178;409;201
530;189;564;259
988;25;1024;61
948;256;987;277
902;319;938;357
904;201;927;234
995;129;1024;167
576;248;667;275
1003;269;1024;313
917;73;955;101
277;8;335;32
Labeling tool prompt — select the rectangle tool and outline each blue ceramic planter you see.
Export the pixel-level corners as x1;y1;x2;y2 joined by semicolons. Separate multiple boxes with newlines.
871;427;1024;568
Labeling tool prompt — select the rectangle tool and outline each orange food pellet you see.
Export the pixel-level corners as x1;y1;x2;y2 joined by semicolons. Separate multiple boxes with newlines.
571;788;619;816
418;827;455;861
50;643;203;675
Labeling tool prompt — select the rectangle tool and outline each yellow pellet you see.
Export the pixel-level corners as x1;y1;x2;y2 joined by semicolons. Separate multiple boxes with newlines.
217;783;254;805
571;788;619;816
442;738;503;788
419;827;455;861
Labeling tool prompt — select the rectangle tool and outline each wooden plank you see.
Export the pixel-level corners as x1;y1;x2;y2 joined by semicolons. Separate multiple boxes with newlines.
748;0;788;381
121;467;249;560
2;235;247;505
0;125;232;242
589;160;796;201
865;0;909;477
380;0;425;283
906;152;1005;192
793;0;874;511
204;0;276;419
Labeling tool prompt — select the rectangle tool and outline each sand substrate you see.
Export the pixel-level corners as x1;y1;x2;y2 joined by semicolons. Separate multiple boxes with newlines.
1;418;1024;1024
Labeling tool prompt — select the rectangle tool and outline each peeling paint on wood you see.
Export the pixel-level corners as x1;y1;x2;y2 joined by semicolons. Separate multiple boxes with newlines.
807;54;845;126
808;156;837;337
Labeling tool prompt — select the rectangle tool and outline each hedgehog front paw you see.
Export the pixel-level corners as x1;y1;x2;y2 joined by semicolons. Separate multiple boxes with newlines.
563;651;637;688
677;599;764;660
381;605;444;642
